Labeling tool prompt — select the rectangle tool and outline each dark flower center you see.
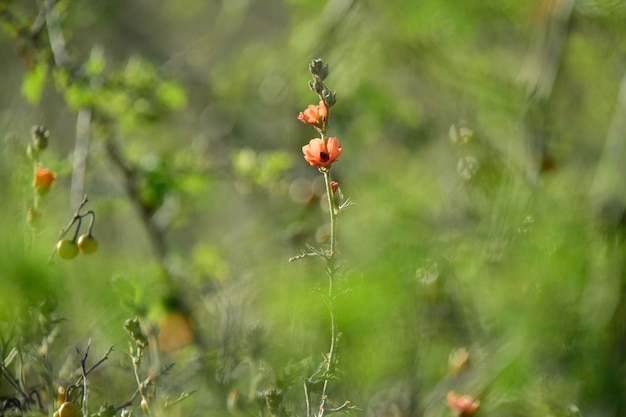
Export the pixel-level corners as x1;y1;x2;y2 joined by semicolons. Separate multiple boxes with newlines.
320;151;330;162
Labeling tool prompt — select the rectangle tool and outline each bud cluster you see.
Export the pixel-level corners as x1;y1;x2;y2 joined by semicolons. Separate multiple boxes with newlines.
27;125;56;226
298;59;342;169
308;58;336;109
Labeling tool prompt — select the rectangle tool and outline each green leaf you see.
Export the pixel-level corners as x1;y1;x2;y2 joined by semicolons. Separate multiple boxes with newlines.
191;243;231;282
21;61;48;104
85;46;106;76
64;83;95;109
156;80;187;110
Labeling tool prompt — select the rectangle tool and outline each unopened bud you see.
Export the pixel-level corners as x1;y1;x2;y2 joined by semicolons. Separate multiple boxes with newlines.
124;317;149;348
31;125;50;152
321;88;336;108
309;58;329;81
448;347;470;373
308;79;324;95
33;167;56;195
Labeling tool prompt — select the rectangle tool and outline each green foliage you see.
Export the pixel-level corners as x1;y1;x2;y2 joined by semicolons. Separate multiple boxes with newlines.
21;60;48;104
2;1;626;417
232;148;294;190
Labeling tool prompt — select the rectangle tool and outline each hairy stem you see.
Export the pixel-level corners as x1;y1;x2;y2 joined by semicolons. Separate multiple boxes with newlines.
317;168;338;417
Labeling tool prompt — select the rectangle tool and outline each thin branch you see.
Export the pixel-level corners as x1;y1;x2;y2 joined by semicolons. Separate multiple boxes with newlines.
76;340;91;417
163;391;195;409
48;195;89;264
65;342;114;417
43;0;70;68
304;380;311;417
104;137;168;260
0;365;29;401
29;6;47;39
71;344;113;387
85;345;113;375
114;363;174;413
71;107;92;206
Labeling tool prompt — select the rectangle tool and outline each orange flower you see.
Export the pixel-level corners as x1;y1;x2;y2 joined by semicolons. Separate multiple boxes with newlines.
33;167;56;194
158;312;194;353
302;137;342;167
297;101;327;128
447;391;480;416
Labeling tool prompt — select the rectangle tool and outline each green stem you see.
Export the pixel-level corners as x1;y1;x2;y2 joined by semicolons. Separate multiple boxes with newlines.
323;169;337;269
132;348;151;416
44;350;54;417
318;168;338;417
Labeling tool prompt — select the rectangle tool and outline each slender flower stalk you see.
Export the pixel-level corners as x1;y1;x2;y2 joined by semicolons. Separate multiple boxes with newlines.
323;169;338;262
317;167;338;417
293;58;357;417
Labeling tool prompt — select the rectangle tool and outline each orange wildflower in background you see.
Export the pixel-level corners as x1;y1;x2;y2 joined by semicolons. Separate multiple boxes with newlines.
33;167;56;194
447;391;480;416
158;312;194;353
297;101;327;129
302;137;342;167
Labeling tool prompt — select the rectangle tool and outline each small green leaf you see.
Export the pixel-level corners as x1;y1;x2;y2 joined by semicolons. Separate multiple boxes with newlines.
85;46;106;76
64;83;95;109
156;80;187;110
192;244;231;282
21;61;48;104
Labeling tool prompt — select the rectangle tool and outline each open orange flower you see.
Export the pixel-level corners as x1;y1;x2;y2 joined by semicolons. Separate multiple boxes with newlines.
33;167;56;194
302;137;342;167
447;391;480;416
297;101;327;129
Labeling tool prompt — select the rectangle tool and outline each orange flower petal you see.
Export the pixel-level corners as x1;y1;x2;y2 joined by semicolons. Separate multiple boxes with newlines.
33;167;57;193
301;137;343;167
302;138;326;166
447;391;480;415
316;101;328;120
297;101;327;128
325;137;342;162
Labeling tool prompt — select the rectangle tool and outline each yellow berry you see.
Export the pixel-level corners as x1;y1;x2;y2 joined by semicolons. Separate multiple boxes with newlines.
57;402;83;417
77;234;98;254
56;239;78;260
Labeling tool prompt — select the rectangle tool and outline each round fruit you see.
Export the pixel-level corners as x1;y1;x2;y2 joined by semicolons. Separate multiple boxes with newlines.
77;234;98;254
57;402;83;417
56;239;78;260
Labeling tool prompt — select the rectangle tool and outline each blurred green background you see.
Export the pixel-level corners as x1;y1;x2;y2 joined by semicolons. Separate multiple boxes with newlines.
2;0;626;416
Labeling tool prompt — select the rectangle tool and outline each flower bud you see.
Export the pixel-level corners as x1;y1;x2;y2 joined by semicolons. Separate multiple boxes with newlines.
31;125;50;151
321;87;337;108
447;391;480;416
308;79;324;95
448;347;470;373
33;167;56;194
309;58;329;81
